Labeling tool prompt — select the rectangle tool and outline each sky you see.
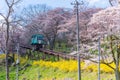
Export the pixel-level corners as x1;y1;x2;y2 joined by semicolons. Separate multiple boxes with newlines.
0;0;110;14
0;0;110;8
19;0;110;8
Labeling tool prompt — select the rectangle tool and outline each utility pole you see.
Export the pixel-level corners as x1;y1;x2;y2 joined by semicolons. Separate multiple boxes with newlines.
16;36;20;80
38;68;40;80
98;37;101;80
71;0;83;80
115;1;119;80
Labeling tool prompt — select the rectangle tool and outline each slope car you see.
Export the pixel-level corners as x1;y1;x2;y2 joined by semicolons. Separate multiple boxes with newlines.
31;34;46;50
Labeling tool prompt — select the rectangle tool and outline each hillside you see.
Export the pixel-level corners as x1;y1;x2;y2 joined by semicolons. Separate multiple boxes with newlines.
0;54;115;80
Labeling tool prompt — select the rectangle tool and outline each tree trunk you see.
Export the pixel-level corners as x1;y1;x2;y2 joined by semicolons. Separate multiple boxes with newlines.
6;21;10;80
5;51;9;80
116;47;120;80
49;38;56;50
50;42;54;50
12;53;15;62
115;53;120;80
115;70;120;80
12;44;15;62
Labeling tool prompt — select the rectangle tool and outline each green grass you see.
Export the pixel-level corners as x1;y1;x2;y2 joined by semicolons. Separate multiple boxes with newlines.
0;66;16;80
0;53;116;80
0;64;115;80
54;42;72;53
19;66;76;80
18;66;115;80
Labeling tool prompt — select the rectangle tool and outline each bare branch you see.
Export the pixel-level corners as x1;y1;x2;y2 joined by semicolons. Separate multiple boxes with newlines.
102;61;115;70
1;0;22;80
10;20;21;23
109;0;114;6
5;0;19;7
5;0;10;7
0;13;7;20
87;59;115;70
14;0;22;6
1;22;6;28
109;0;119;6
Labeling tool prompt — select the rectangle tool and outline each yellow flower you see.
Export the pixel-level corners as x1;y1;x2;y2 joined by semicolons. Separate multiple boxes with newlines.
32;60;118;73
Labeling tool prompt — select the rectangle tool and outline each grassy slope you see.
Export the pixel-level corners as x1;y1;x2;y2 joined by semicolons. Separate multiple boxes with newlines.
0;52;116;80
18;66;115;80
19;66;77;80
0;64;115;80
0;66;16;80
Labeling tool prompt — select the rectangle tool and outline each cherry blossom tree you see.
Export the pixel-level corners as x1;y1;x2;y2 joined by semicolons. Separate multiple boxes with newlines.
24;8;72;50
20;4;51;47
0;0;22;80
40;8;72;50
0;25;6;53
89;6;120;80
59;8;101;48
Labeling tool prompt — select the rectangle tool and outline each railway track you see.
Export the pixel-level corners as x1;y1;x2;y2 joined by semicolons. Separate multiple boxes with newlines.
20;45;77;60
20;45;92;60
39;49;77;60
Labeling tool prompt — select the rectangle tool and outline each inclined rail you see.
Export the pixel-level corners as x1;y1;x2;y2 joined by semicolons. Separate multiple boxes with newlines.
20;45;94;60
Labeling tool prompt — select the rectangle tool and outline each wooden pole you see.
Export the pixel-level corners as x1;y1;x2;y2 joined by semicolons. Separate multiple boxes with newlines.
16;43;20;80
71;0;83;80
98;37;101;80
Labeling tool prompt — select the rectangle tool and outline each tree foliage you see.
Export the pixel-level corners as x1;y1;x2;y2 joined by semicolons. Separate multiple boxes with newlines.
89;5;120;80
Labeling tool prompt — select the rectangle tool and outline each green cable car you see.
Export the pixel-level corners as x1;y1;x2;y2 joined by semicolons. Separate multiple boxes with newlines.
31;34;46;50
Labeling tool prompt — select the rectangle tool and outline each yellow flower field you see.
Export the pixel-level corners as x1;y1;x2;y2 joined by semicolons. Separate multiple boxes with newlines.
33;60;117;73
